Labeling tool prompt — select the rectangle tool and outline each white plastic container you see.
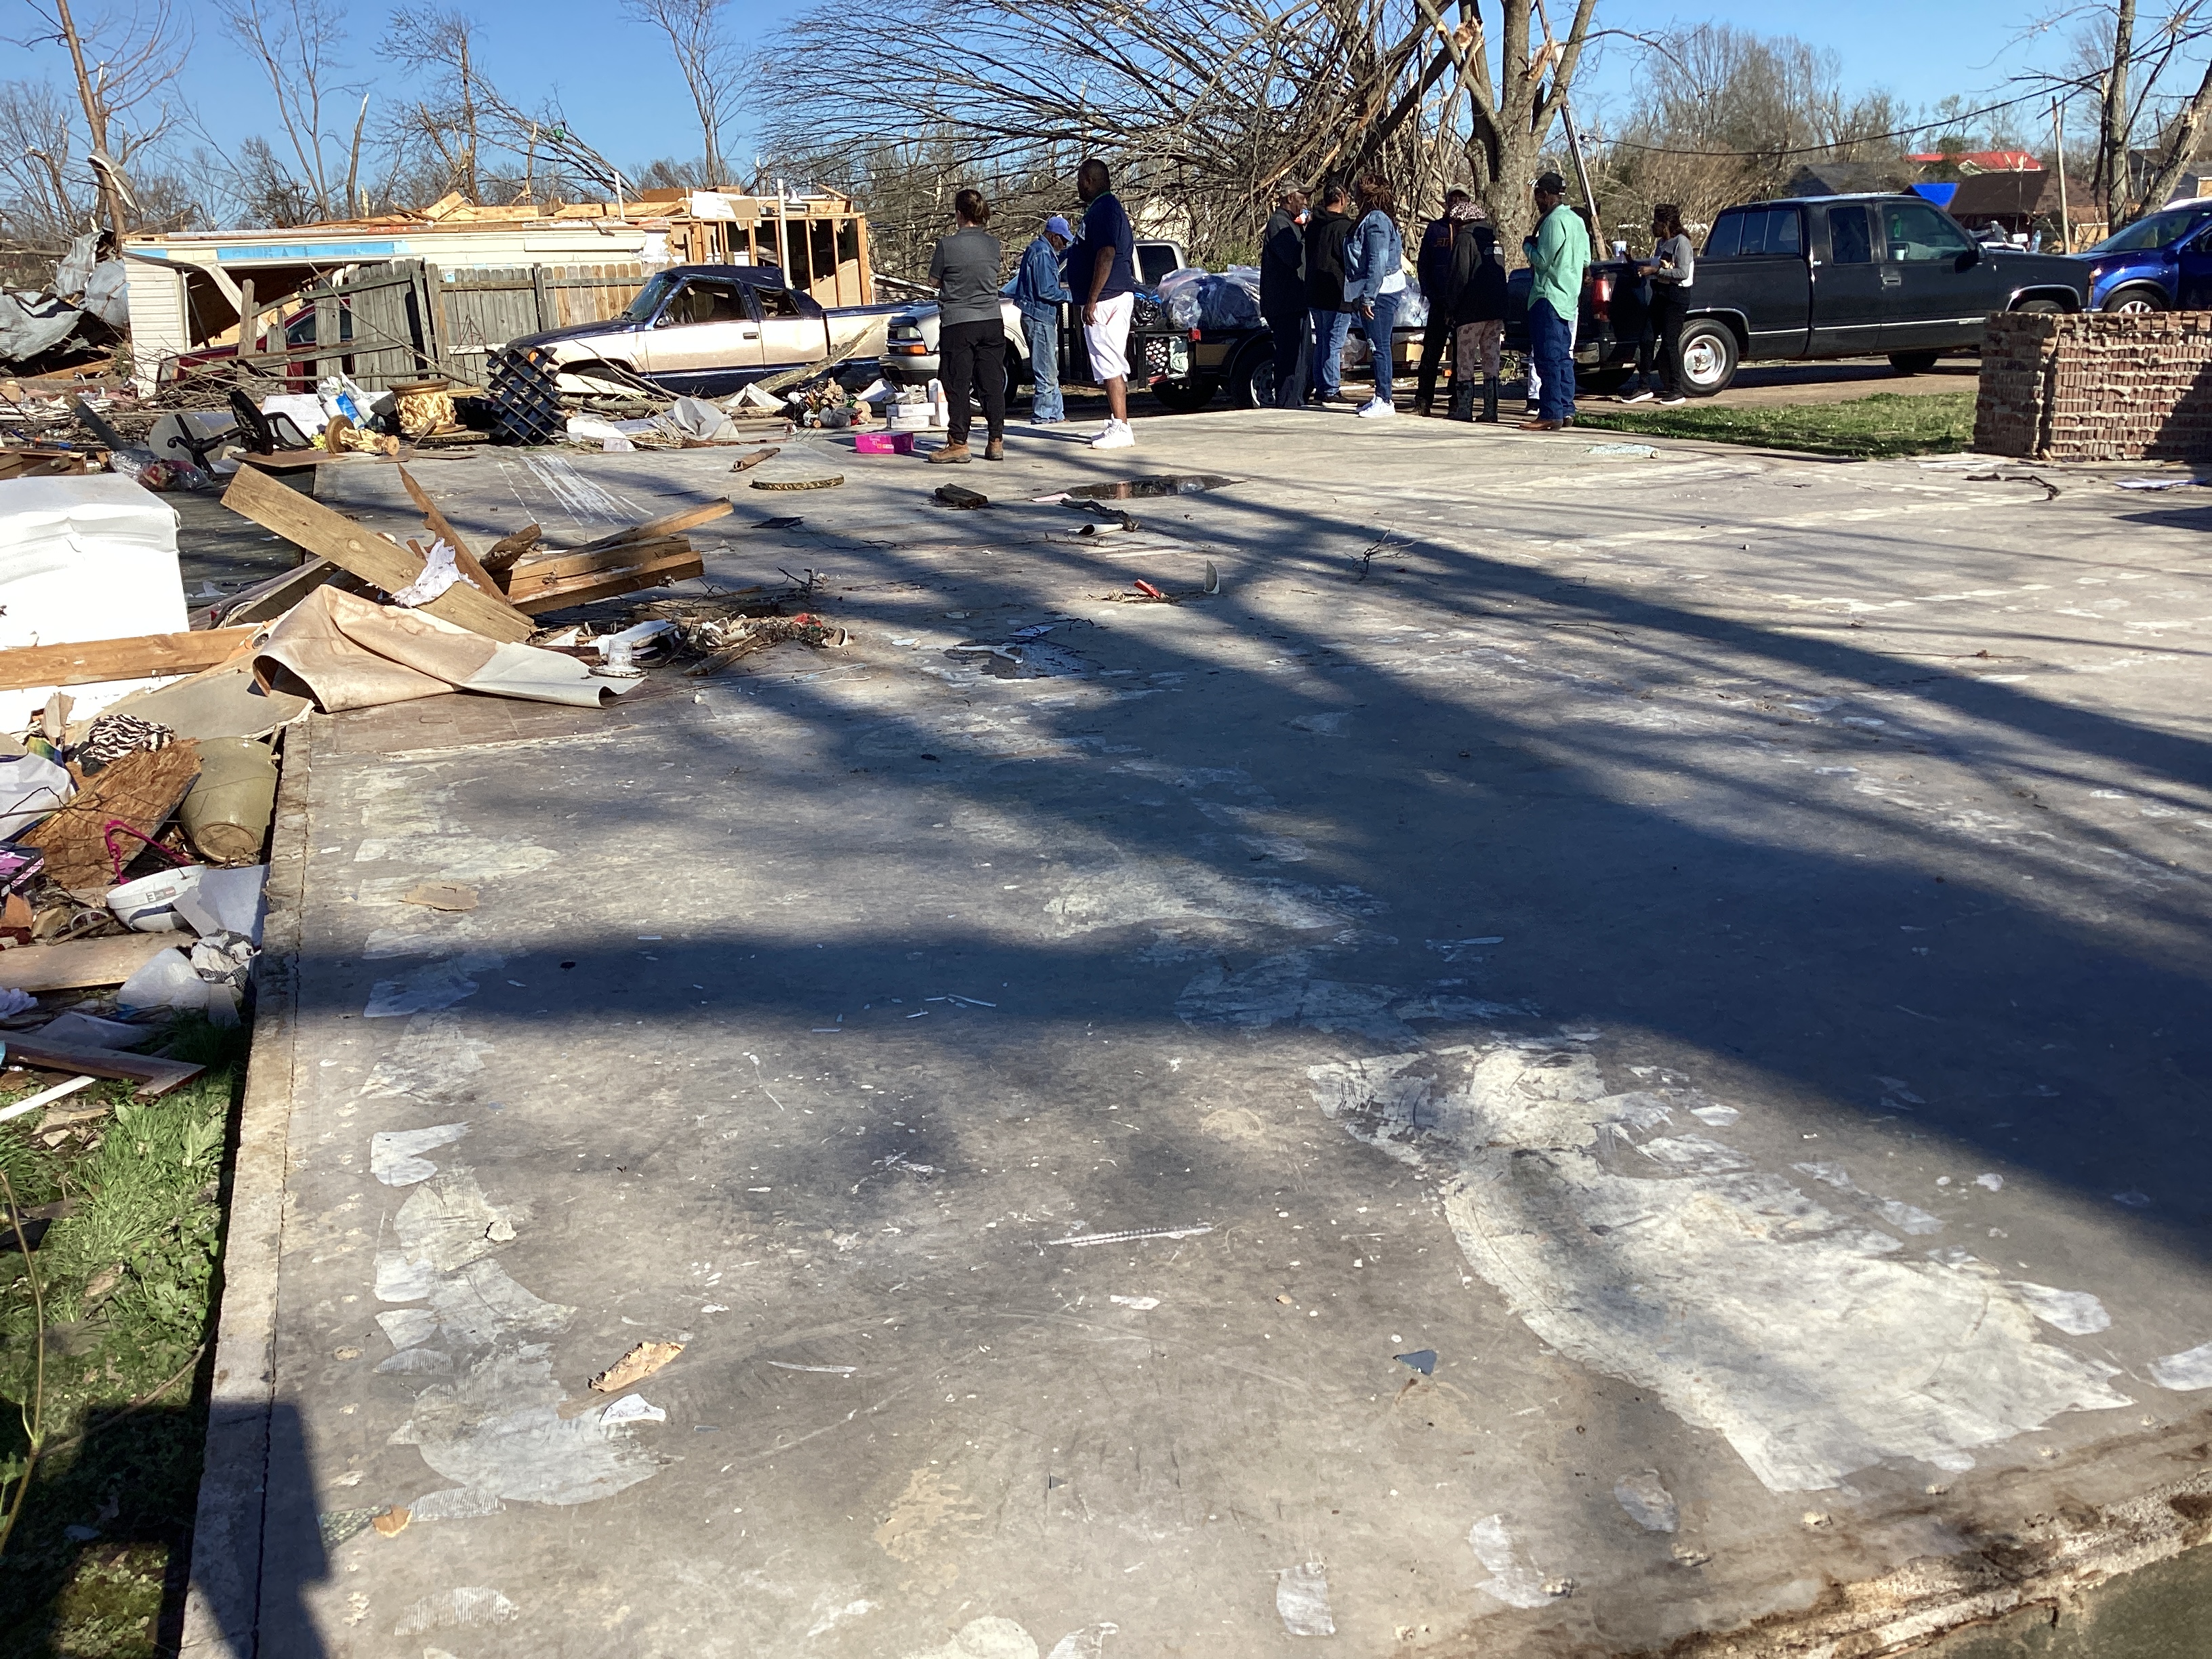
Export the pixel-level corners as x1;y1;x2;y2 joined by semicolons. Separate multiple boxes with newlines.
106;865;205;933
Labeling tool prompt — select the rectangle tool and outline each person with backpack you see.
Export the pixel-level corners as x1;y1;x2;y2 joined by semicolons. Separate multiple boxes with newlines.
1443;199;1507;423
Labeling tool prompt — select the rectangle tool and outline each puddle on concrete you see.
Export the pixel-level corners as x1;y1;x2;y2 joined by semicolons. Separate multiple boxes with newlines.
1063;473;1240;501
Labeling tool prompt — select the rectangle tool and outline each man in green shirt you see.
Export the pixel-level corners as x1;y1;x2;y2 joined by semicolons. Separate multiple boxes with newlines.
1523;171;1589;431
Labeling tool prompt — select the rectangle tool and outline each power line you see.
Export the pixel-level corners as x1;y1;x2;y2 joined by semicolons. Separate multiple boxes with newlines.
1599;83;2090;161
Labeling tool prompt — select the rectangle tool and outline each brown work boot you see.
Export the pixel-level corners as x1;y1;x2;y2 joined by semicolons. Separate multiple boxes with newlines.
926;441;971;465
983;435;1004;461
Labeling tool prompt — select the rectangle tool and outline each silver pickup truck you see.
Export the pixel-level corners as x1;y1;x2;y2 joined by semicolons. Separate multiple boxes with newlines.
501;264;899;396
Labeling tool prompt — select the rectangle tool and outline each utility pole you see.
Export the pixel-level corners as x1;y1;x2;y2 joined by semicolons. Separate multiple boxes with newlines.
2053;98;2072;255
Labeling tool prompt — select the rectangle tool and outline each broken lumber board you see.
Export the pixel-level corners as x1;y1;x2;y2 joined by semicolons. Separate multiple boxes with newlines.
0;933;174;992
396;464;510;601
0;628;259;691
571;499;733;554
220;463;535;643
1;1037;204;1099
506;538;705;614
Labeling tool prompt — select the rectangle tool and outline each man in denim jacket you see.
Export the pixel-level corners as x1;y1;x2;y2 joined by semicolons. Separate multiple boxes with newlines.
1003;216;1074;424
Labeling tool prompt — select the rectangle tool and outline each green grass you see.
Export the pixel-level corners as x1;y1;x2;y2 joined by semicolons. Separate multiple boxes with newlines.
1571;390;1978;459
0;1017;247;1658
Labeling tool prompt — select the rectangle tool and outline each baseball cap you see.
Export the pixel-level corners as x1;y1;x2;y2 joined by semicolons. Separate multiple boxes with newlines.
1045;215;1072;237
1534;171;1568;194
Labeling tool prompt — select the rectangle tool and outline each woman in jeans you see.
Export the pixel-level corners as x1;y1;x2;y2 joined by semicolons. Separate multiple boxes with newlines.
926;188;1008;463
1626;203;1694;406
1341;173;1408;419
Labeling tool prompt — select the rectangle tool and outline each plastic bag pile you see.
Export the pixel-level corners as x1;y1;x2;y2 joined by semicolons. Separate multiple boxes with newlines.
1159;267;1263;331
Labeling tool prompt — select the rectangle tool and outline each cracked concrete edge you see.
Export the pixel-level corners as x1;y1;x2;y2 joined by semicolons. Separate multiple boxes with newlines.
178;713;316;1659
1639;1466;2212;1658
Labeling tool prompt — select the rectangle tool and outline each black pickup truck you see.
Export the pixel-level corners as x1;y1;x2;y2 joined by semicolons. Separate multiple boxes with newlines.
1507;192;2089;396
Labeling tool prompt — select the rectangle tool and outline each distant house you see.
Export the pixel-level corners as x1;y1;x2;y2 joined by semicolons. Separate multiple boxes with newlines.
1944;170;2056;234
1776;160;1916;198
1906;150;2043;174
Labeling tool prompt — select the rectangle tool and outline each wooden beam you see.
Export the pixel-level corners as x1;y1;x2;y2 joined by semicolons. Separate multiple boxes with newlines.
570;498;733;554
506;539;704;613
396;464;509;601
0;628;260;691
220;463;536;643
0;934;176;992
1;1036;205;1098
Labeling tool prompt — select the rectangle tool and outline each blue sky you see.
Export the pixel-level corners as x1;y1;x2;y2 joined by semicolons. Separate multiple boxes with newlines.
14;0;2076;190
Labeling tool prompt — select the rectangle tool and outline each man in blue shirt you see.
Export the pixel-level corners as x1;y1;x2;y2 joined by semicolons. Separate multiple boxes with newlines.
1003;214;1073;423
1067;157;1138;449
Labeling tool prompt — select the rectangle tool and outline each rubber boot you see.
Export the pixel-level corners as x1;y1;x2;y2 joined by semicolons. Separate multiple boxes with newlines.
1449;381;1476;423
1480;377;1500;424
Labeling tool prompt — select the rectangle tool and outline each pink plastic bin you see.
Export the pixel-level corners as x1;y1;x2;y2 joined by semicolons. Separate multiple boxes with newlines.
855;432;916;455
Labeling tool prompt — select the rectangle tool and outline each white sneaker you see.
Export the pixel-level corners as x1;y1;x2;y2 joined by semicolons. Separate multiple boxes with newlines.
1090;419;1135;449
1621;389;1656;404
1657;393;1687;406
1355;398;1397;419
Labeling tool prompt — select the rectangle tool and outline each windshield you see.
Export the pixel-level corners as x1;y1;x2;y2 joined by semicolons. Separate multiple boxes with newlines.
2085;207;2212;255
622;271;683;323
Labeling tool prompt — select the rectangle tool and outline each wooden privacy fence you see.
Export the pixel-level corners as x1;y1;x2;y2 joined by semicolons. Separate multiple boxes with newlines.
210;259;649;390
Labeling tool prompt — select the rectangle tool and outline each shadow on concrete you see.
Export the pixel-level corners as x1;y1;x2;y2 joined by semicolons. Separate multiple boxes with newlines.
301;455;2212;1278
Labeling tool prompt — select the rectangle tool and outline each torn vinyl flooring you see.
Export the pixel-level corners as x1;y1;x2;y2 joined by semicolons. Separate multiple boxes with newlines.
224;424;2212;1658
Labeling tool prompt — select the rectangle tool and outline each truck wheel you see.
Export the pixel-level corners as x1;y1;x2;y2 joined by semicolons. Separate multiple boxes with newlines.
2102;285;2166;315
1150;376;1219;413
2009;298;2067;316
1232;345;1277;409
1887;351;1942;375
1677;320;1738;397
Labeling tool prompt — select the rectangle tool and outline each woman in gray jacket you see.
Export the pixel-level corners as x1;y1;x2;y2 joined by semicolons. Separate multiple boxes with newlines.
1626;203;1694;405
1340;173;1408;419
927;188;1008;463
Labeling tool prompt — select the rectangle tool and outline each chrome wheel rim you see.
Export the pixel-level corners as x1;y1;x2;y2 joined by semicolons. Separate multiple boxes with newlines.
1681;335;1725;388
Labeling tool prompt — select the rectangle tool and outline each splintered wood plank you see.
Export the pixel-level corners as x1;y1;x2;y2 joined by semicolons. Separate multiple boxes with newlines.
220;463;534;642
506;539;704;613
1;1037;205;1098
570;498;733;553
0;933;176;991
396;465;513;605
0;629;259;691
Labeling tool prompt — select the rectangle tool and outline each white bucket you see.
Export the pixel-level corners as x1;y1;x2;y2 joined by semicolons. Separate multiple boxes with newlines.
107;865;205;933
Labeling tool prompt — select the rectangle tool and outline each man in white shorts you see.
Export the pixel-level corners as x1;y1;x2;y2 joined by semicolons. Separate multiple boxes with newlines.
1069;157;1139;449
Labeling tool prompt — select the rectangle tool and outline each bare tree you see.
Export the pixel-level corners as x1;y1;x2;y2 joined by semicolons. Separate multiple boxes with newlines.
625;0;736;186
2028;0;2212;224
214;0;370;222
752;0;1599;265
14;0;188;233
1597;25;1910;243
380;3;487;202
0;79;90;251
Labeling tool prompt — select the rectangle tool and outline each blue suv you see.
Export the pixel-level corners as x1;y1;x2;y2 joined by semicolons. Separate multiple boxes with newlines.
2072;199;2212;311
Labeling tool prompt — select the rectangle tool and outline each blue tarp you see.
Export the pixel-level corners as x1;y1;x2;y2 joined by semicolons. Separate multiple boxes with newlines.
1910;182;1959;208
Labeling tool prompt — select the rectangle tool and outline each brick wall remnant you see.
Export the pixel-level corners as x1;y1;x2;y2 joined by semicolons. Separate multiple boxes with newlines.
1975;311;2212;462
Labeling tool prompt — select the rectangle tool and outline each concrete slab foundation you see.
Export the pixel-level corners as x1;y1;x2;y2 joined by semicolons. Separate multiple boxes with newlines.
185;413;2212;1656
